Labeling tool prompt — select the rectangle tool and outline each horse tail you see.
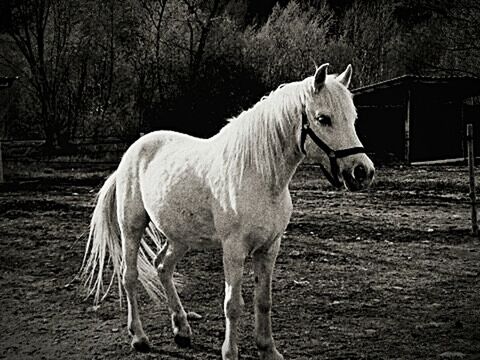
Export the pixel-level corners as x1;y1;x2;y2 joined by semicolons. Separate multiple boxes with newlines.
80;172;123;304
80;172;168;305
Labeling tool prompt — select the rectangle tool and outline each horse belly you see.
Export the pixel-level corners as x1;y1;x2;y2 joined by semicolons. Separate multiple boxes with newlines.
145;174;220;248
164;203;219;249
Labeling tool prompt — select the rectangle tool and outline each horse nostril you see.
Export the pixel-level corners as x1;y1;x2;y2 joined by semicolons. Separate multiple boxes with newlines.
353;164;367;182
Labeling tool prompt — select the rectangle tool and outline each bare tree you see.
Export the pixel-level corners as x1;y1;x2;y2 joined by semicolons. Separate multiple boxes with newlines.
132;0;169;125
1;0;91;149
182;0;226;84
423;0;480;76
339;0;402;85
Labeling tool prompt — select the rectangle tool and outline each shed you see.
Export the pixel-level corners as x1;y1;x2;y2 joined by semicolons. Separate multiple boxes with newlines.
352;75;480;164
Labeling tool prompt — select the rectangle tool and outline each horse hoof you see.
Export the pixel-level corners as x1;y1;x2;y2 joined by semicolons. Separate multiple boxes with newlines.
174;334;192;348
131;337;151;353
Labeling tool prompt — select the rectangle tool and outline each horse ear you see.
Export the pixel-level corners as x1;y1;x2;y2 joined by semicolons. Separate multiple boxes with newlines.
336;64;352;88
314;63;329;92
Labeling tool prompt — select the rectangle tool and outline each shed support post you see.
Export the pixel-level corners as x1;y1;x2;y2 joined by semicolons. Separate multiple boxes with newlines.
467;124;478;237
460;101;465;160
405;89;411;164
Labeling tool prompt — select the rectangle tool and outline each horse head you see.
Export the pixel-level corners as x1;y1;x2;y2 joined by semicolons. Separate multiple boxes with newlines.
300;63;375;191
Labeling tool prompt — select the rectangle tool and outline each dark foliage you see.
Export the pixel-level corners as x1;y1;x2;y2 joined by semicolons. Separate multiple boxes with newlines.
0;0;478;147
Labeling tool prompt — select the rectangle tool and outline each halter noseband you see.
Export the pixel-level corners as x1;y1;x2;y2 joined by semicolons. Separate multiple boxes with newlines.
300;111;366;188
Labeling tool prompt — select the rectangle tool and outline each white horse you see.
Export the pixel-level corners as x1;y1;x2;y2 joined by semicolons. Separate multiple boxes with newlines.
81;63;374;360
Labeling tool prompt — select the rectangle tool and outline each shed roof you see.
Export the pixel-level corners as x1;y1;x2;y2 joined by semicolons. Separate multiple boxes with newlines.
352;74;480;106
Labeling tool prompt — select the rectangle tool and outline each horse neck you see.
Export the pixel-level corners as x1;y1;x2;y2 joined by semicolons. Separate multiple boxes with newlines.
225;105;304;194
260;85;307;193
271;136;304;194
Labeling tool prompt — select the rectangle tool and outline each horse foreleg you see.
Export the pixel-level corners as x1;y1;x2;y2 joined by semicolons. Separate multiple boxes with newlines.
222;241;246;360
252;237;284;360
157;241;192;347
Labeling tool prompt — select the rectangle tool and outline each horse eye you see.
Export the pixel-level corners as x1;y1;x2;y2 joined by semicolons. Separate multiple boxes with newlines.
316;115;332;126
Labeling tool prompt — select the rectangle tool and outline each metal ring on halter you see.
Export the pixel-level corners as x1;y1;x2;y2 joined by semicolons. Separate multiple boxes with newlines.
299;111;366;188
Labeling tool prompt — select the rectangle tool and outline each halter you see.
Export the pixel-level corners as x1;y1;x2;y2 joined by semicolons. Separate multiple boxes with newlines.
300;111;366;188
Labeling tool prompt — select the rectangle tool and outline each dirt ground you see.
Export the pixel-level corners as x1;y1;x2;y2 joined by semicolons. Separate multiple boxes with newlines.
0;165;479;360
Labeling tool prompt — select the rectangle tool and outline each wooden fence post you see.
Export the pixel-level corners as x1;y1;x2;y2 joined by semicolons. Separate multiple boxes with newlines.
467;124;478;236
0;141;3;183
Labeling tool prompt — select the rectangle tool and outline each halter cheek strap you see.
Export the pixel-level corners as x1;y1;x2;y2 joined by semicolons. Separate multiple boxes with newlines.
300;111;366;188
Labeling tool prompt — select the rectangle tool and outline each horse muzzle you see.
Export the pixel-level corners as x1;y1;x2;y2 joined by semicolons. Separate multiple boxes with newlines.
341;157;375;191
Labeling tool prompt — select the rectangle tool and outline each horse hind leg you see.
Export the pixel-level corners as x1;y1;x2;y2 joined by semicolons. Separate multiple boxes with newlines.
157;240;192;347
153;239;168;269
144;223;168;269
120;212;151;352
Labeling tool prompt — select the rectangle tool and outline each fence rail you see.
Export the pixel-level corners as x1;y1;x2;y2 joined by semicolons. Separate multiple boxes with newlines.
0;138;130;172
0;137;334;175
